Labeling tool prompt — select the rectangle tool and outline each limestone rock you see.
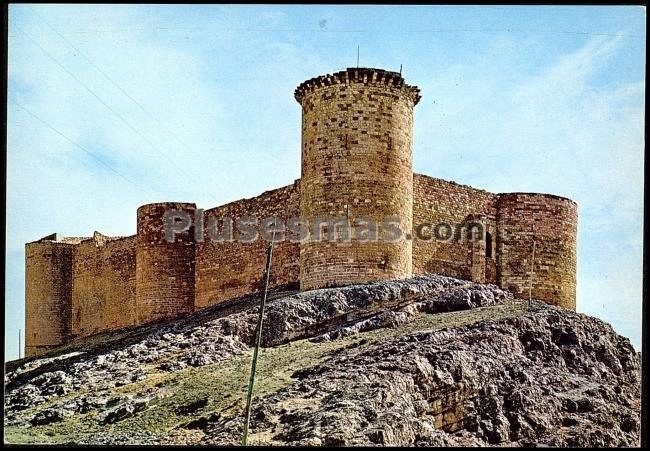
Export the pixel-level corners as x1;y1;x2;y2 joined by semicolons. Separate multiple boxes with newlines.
3;274;640;446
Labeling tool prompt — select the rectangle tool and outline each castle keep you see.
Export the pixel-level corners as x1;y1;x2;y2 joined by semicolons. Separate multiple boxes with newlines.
24;68;578;357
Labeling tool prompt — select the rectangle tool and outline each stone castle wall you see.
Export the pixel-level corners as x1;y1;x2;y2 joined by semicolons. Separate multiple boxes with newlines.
194;182;300;309
71;235;137;337
412;174;498;283
24;178;578;357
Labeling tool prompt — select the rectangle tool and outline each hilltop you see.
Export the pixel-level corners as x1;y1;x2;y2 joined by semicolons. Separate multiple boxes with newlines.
4;275;641;446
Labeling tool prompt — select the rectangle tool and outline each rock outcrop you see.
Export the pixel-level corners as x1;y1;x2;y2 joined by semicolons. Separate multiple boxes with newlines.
3;275;641;446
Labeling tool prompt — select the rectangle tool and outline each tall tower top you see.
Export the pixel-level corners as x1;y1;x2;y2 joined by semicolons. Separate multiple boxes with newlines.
294;67;421;105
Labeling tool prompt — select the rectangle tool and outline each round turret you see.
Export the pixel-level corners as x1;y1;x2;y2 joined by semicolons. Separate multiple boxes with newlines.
296;68;420;290
24;241;74;356
135;202;196;324
496;193;578;310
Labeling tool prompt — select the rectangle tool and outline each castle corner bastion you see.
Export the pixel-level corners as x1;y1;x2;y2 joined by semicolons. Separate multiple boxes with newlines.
23;67;578;357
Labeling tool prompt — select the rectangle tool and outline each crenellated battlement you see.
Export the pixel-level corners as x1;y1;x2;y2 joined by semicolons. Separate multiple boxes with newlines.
294;67;421;105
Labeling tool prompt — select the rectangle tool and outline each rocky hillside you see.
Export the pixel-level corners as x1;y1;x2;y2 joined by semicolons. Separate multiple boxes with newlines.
4;275;641;446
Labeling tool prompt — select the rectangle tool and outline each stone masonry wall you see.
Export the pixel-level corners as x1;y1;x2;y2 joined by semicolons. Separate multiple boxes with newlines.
296;68;420;290
71;235;136;337
496;193;578;309
24;182;578;356
412;174;498;283
25;242;74;357
136;203;196;325
194;182;300;309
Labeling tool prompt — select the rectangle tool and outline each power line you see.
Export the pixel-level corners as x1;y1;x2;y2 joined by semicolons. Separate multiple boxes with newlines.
26;5;227;173
11;99;157;198
7;26;644;39
14;24;220;204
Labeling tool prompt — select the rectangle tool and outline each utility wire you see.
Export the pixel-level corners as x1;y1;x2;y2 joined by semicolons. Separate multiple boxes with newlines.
7;26;644;39
14;24;219;204
12;99;157;198
26;5;226;173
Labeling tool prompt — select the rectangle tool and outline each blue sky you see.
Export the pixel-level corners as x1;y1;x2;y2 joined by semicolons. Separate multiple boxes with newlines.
6;5;645;359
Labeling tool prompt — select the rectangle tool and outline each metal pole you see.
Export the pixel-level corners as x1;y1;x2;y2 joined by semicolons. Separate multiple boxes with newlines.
18;329;22;359
242;231;275;446
528;239;536;307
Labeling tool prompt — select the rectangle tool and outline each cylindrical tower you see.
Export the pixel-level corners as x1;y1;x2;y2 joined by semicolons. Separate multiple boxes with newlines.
295;68;421;290
136;202;196;324
496;193;578;310
25;241;74;357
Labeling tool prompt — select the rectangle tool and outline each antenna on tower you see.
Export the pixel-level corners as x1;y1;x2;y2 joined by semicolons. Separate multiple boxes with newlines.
400;64;402;76
356;45;359;68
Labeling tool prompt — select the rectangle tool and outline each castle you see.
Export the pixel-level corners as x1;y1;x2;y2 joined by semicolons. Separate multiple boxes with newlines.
24;68;578;357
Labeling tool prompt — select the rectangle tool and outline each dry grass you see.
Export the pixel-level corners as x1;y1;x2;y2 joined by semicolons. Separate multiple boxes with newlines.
4;302;529;444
